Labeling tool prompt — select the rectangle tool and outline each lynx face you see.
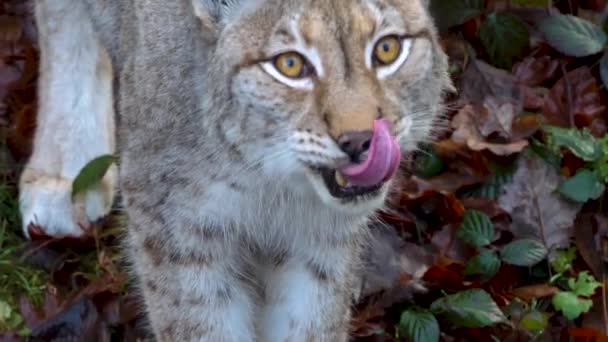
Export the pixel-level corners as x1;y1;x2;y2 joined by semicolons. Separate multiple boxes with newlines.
203;0;451;214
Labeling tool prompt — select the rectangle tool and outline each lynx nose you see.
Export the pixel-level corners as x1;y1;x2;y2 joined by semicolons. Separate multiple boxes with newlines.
338;130;373;163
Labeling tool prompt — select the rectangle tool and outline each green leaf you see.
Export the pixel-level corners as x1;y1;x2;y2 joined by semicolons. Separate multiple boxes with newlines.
469;161;516;199
568;271;602;297
593;136;608;184
0;299;24;331
429;0;484;31
521;310;549;334
464;249;501;277
457;210;495;248
398;309;440;342
551;246;576;274
479;12;529;68
558;169;605;203
500;239;547;266
552;291;593;320
431;289;507;327
530;139;562;168
0;299;12;322
539;14;607;57
414;148;446;179
71;155;117;198
544;126;603;162
600;52;608;89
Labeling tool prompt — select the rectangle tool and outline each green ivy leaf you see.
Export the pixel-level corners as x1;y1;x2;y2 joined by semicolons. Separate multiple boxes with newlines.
429;0;484;31
479;12;529;68
457;210;495;248
71;155;117;199
544;126;603;162
521;310;550;334
568;271;602;297
398;309;440;342
558;169;605;203
552;291;593;320
464;249;501;277
551;246;577;274
430;289;507;327
600;52;608;89
500;239;547;266
539;14;607;57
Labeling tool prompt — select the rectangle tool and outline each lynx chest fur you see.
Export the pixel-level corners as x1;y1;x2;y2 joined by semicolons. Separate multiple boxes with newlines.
21;0;452;340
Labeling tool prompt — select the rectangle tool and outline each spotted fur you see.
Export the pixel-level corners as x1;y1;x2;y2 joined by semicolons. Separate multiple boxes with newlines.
21;0;452;340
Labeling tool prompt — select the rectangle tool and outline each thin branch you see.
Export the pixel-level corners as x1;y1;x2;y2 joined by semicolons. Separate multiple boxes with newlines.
560;61;575;127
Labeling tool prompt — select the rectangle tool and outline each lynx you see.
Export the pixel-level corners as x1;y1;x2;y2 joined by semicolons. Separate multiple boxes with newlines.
19;0;453;340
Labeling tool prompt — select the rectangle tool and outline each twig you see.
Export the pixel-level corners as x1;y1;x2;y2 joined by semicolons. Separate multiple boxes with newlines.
560;61;575;127
602;272;608;334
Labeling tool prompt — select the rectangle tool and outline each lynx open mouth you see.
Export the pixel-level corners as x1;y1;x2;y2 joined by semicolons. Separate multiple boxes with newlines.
316;119;401;199
314;167;384;199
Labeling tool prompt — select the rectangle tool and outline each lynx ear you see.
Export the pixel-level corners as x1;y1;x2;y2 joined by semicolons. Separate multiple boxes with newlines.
192;0;255;32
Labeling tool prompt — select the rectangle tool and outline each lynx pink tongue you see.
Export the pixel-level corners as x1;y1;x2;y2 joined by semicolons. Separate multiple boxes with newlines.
339;120;401;187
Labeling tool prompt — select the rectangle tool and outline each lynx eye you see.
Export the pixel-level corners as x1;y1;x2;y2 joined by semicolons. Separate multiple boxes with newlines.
369;34;413;79
373;36;401;65
262;50;316;89
274;52;307;78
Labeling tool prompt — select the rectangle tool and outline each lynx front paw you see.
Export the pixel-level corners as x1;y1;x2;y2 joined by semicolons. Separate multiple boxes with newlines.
19;168;116;238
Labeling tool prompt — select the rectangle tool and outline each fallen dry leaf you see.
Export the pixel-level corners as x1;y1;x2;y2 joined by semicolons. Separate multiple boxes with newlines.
451;104;529;155
498;155;582;254
513;56;559;87
509;284;559;302
359;225;432;299
543;66;606;133
430;223;469;264
459;58;523;111
574;213;608;277
568;326;608;342
479;97;516;139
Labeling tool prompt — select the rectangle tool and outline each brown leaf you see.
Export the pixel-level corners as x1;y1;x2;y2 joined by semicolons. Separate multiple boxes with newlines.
359;226;433;299
459;58;522;110
511;112;541;141
574;213;608;277
543;66;606;130
522;85;546;110
498;155;582;255
422;256;475;292
431;223;469;264
513;56;559;87
400;173;485;199
0;15;22;44
509;284;559;302
451;104;529;155
479;98;516;139
29;297;108;341
568;327;608;341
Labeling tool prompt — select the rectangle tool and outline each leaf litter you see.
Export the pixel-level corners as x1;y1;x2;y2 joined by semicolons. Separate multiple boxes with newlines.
2;0;608;341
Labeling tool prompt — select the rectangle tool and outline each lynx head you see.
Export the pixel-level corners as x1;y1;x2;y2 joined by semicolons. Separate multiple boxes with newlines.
194;0;453;214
